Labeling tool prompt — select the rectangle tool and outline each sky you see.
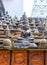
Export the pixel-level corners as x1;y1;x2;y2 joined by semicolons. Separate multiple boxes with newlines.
2;0;34;18
23;0;34;17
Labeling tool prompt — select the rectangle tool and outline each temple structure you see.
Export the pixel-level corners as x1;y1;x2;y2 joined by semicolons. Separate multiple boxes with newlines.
0;0;5;17
0;0;47;65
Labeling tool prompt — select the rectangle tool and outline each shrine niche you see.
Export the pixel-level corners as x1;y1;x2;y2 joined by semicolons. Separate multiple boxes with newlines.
29;51;44;65
0;51;10;65
12;51;27;65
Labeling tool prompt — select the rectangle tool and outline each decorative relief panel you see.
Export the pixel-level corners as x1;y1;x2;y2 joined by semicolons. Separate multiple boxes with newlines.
29;51;44;65
0;51;10;65
12;51;27;65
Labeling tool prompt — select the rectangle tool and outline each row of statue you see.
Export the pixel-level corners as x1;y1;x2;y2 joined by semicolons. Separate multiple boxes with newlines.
0;13;47;38
0;12;47;49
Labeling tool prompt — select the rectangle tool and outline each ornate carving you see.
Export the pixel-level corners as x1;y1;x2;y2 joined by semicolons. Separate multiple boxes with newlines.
12;51;27;65
29;51;44;65
0;51;10;65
